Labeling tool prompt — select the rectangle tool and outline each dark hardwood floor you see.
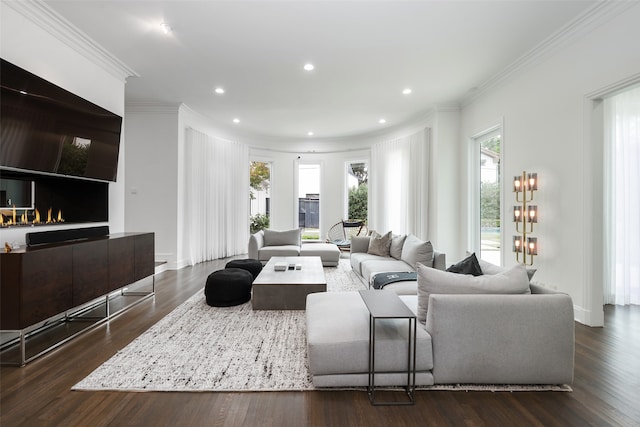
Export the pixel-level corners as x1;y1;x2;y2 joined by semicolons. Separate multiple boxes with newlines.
2;258;639;427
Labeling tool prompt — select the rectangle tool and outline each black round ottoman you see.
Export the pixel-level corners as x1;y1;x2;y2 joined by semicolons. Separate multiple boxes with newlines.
225;259;263;280
204;268;253;307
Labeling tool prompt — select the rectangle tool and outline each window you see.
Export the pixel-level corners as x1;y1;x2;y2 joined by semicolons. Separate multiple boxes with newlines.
472;129;502;265
249;161;271;233
298;162;320;240
346;161;368;223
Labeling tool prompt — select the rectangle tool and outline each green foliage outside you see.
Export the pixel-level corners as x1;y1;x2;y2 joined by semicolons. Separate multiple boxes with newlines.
480;181;500;228
250;213;269;234
481;136;501;154
348;183;368;222
250;161;270;200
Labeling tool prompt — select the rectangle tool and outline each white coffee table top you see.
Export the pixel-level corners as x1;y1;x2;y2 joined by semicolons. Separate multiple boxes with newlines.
254;256;326;285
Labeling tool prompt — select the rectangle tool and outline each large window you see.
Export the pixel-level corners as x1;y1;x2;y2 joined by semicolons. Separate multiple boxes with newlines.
474;130;502;265
249;161;271;233
346;161;368;223
298;163;320;240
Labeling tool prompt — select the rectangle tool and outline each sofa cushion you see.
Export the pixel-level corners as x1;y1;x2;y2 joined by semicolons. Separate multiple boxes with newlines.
367;231;392;257
446;252;483;276
350;252;384;276
390;234;407;259
400;235;434;269
263;228;301;247
258;245;300;261
306;292;433;377
361;258;415;285
416;263;532;324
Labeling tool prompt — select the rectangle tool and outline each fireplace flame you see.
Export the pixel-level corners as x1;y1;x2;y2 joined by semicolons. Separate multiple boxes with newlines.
0;206;64;228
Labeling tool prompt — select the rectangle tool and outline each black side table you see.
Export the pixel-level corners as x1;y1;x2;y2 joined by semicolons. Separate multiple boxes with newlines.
359;289;417;405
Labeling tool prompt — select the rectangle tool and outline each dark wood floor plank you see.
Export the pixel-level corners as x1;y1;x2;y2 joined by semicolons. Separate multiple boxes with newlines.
2;257;640;427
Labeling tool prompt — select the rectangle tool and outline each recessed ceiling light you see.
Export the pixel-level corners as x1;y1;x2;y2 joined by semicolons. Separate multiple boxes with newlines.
303;63;315;71
233;118;240;124
402;88;412;95
160;22;172;35
378;118;386;124
214;87;225;95
307;131;314;136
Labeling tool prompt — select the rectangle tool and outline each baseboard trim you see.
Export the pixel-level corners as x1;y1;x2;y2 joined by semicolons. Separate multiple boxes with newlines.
574;304;604;327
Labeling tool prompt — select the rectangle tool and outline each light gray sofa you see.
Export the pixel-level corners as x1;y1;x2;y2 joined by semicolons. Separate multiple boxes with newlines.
350;234;446;294
306;262;575;387
248;229;340;266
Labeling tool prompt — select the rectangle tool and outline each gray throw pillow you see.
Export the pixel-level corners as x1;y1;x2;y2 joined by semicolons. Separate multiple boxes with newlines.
367;231;392;257
400;235;434;269
390;234;407;260
478;258;537;281
263;228;301;246
416;263;532;324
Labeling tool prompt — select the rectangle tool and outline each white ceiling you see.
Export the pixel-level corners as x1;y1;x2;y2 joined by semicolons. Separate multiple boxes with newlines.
44;0;597;143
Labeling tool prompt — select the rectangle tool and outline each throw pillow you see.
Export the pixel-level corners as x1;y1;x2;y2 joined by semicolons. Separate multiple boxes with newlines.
367;231;392;257
400;235;434;269
478;258;537;281
263;228;301;247
390;234;407;260
446;252;483;276
416;263;531;324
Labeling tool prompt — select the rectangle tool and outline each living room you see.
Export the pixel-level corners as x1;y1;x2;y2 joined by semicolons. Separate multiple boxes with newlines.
1;1;639;425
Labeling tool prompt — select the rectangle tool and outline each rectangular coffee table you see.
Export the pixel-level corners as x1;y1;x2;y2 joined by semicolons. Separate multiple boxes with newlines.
252;256;326;310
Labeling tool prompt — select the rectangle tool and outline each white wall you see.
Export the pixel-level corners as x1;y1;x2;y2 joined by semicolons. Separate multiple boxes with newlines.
124;104;180;267
459;3;640;326
0;2;128;245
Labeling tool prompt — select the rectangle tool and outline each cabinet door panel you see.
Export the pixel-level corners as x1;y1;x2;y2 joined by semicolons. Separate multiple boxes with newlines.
109;237;135;291
134;234;154;281
21;247;73;328
73;239;109;305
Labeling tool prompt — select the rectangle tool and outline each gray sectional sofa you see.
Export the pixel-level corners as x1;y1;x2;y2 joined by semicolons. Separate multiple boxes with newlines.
350;234;446;294
248;228;340;266
306;252;575;387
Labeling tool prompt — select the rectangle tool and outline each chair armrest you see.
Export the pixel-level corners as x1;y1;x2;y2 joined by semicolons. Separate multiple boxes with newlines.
350;236;370;253
248;230;264;260
426;293;574;385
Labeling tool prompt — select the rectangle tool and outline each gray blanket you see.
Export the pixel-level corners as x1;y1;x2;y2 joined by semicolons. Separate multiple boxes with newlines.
371;271;417;289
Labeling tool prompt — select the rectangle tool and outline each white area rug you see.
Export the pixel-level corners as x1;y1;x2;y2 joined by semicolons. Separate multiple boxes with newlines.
73;259;365;392
73;259;571;392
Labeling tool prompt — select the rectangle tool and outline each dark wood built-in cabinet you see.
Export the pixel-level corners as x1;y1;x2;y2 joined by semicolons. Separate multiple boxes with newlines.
1;233;154;330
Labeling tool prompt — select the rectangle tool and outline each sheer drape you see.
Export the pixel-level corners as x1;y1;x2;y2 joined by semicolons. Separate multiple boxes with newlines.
369;128;430;237
604;86;640;305
184;128;249;265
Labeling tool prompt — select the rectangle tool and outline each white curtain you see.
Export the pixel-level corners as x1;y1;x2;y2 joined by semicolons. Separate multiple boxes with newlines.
184;128;249;265
604;86;640;305
369;128;430;238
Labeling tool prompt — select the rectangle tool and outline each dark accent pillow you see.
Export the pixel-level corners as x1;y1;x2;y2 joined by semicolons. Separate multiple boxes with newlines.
446;252;483;276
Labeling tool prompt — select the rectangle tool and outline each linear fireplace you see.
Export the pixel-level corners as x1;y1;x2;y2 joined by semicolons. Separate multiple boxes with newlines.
0;170;108;228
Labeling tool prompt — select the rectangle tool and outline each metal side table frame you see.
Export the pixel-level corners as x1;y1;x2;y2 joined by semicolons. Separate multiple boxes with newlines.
359;289;417;405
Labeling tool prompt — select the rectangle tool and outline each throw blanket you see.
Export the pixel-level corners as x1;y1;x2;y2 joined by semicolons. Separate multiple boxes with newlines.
371;271;417;289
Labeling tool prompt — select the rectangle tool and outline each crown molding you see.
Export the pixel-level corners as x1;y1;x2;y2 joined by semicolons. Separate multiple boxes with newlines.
462;1;637;108
126;101;182;114
5;0;138;82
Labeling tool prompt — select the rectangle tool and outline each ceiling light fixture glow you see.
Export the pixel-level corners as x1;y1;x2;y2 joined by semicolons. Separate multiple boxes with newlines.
233;118;240;124
214;87;225;95
378;118;386;124
160;22;172;35
402;88;412;95
307;131;314;136
303;63;315;71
